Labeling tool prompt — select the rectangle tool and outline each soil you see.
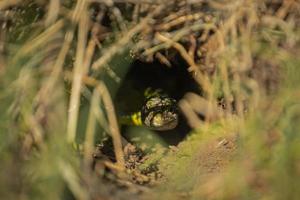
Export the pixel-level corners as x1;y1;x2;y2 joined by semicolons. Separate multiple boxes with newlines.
92;134;237;200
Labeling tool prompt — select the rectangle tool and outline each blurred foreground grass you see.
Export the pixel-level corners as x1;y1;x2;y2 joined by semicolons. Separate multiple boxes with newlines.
0;0;300;199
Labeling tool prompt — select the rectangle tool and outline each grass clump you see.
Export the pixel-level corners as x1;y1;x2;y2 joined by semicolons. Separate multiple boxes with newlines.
1;0;300;199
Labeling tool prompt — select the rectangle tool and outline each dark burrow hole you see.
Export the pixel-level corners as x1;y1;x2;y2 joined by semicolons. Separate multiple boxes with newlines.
115;58;201;146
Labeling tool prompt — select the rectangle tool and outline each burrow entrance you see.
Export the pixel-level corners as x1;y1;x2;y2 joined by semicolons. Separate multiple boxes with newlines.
115;58;201;146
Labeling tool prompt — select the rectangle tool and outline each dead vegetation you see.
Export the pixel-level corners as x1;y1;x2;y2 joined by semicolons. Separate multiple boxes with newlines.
1;0;300;199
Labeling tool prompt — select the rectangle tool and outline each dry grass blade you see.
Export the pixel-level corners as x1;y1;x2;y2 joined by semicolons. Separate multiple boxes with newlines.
144;22;216;57
179;92;224;129
184;92;224;120
45;0;60;25
83;90;98;169
95;81;125;168
178;99;203;129
67;1;89;143
1;0;300;199
91;5;165;70
58;160;89;200
156;13;204;31
90;0;162;5
155;32;212;96
44;0;90;103
72;73;125;167
12;20;64;62
0;0;21;10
